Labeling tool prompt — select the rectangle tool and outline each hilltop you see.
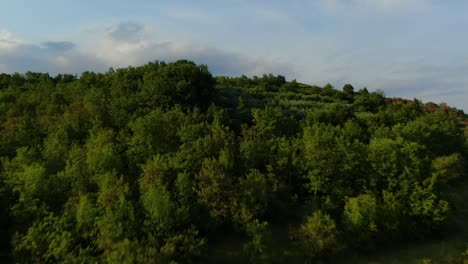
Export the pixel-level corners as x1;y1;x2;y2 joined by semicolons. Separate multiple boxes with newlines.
0;60;467;263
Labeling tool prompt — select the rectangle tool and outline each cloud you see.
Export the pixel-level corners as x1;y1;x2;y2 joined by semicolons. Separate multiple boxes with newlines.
89;22;295;77
41;41;76;52
153;45;294;77
0;45;106;74
106;22;146;43
0;29;106;74
320;0;429;12
0;24;293;79
0;29;23;51
375;62;468;108
97;37;293;78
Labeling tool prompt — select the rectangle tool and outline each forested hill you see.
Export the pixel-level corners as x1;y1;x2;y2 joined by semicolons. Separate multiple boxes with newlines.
0;60;467;263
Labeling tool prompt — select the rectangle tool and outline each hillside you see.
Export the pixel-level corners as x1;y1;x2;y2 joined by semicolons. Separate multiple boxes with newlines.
0;60;467;263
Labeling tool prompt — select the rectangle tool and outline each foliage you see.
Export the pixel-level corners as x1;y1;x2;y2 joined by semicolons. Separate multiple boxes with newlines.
0;60;466;263
294;210;341;259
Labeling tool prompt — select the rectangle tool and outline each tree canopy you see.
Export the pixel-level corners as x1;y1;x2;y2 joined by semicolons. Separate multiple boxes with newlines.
0;60;467;263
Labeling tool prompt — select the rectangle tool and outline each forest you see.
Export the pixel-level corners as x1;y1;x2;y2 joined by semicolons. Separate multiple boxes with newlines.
0;60;467;263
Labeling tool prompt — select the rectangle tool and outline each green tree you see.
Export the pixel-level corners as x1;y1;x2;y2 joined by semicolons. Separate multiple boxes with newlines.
342;83;354;94
142;60;214;108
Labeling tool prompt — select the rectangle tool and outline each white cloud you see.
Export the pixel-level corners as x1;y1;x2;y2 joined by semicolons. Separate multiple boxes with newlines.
0;29;23;51
320;0;429;12
94;25;293;77
0;29;106;74
54;56;70;67
357;0;424;9
0;24;293;78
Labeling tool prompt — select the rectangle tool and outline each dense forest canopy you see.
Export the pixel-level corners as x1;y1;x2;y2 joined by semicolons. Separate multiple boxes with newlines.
0;60;467;263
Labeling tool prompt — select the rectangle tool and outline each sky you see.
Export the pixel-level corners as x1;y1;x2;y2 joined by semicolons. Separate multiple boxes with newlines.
0;0;467;110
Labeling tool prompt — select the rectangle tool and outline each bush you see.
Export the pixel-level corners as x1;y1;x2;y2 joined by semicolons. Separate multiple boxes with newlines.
294;210;340;259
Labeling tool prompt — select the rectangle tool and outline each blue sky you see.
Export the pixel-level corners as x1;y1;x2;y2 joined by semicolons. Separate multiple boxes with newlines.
0;0;467;110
